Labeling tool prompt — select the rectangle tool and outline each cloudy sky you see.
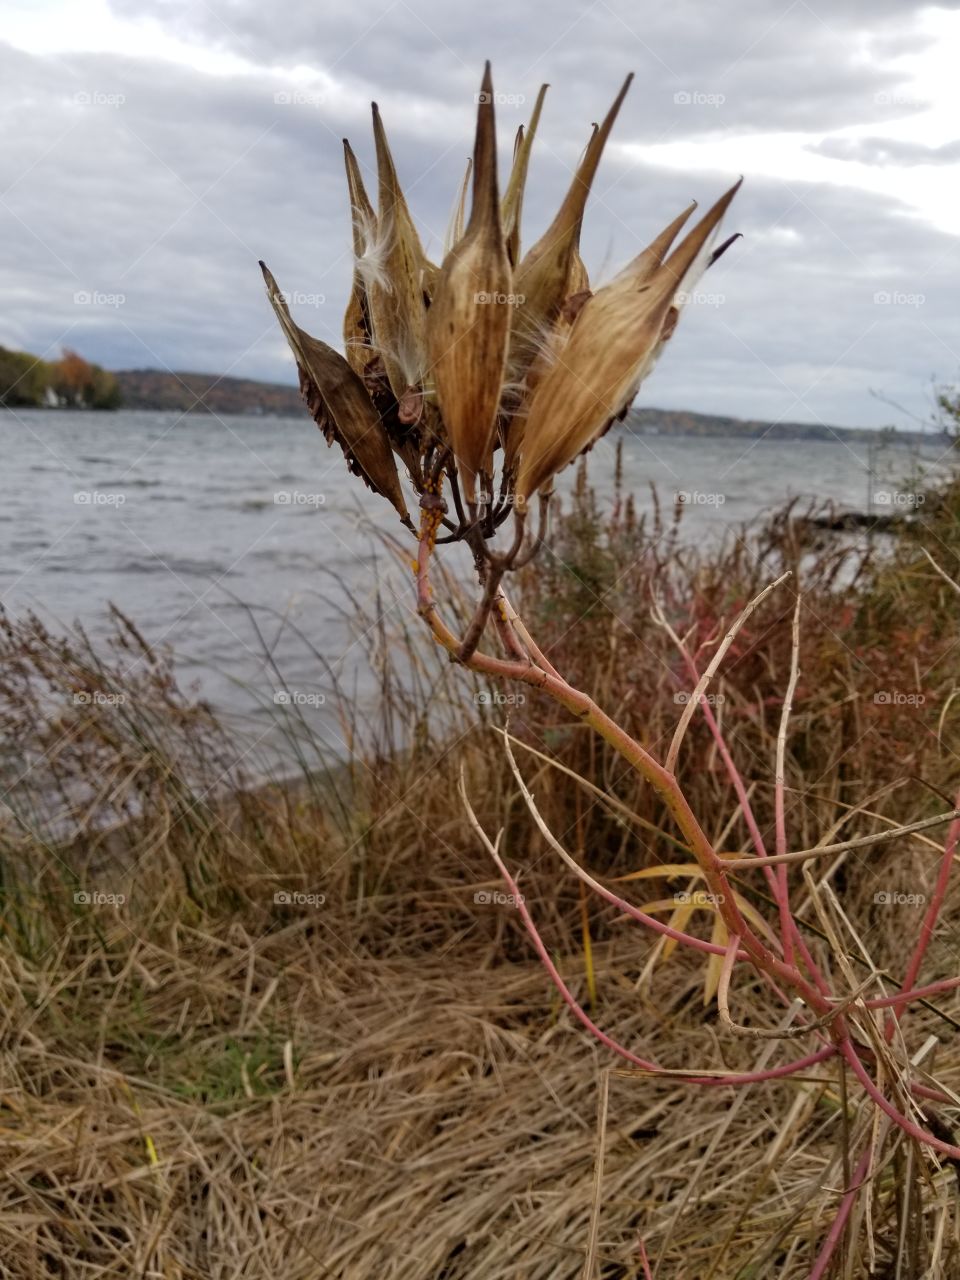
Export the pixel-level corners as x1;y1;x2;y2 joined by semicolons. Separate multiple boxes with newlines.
3;0;960;429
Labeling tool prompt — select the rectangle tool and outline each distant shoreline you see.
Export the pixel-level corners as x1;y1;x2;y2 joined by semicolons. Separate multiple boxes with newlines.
6;391;950;448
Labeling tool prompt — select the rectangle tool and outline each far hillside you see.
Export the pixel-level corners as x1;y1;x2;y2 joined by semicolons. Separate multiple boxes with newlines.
3;347;951;446
113;368;303;416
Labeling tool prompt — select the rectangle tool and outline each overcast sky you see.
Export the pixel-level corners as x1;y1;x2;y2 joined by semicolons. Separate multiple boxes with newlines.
2;0;960;429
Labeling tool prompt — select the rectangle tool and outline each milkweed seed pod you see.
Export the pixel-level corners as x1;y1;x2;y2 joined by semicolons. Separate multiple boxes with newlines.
515;180;741;508
365;103;434;401
509;74;633;381
261;65;740;543
426;63;512;504
260;262;410;523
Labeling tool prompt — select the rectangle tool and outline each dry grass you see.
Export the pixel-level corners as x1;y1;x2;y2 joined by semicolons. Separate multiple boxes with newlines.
2;467;960;1277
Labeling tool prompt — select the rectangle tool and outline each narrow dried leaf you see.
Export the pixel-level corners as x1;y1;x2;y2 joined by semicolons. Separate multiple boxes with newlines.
661;901;696;962
703;913;728;1006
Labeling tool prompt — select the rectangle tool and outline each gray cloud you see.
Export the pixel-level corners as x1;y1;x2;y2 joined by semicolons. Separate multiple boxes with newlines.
1;0;959;431
810;136;960;166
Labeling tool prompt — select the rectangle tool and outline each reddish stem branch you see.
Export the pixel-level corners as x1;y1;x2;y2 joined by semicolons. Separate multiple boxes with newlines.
422;515;960;1167
888;795;960;1040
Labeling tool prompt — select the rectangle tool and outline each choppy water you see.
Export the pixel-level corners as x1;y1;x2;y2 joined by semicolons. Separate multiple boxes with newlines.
1;409;947;750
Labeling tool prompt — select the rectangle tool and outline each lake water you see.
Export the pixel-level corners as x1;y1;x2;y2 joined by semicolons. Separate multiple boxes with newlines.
2;409;948;758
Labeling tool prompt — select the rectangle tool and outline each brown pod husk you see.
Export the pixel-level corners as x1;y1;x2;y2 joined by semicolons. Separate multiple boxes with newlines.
261;262;410;522
515;181;740;506
426;63;512;504
445;157;473;255
367;103;432;400
500;82;549;268
342;139;378;380
510;74;633;377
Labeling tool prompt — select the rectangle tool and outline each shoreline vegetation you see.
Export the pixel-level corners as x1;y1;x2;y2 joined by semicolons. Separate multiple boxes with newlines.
1;342;953;445
2;462;960;1274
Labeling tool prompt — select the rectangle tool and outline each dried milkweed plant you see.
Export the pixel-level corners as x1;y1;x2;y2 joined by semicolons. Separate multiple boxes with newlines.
263;66;960;1275
261;64;740;657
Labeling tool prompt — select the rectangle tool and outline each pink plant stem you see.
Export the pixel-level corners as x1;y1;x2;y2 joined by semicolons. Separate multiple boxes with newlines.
417;525;836;1023
841;1039;960;1159
807;1144;873;1280
865;975;960;1010
675;655;830;997
638;1237;653;1280
491;839;835;1088
887;799;960;1041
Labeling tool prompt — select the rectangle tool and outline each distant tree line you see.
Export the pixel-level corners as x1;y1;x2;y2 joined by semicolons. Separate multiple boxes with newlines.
0;346;121;409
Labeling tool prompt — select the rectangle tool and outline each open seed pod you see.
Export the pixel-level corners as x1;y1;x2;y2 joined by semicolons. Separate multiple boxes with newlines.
426;63;512;504
261;65;741;560
509;74;634;380
365;103;434;401
515;180;741;507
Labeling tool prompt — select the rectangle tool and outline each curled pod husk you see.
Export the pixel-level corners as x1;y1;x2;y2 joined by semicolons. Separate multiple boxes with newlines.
261;261;410;523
